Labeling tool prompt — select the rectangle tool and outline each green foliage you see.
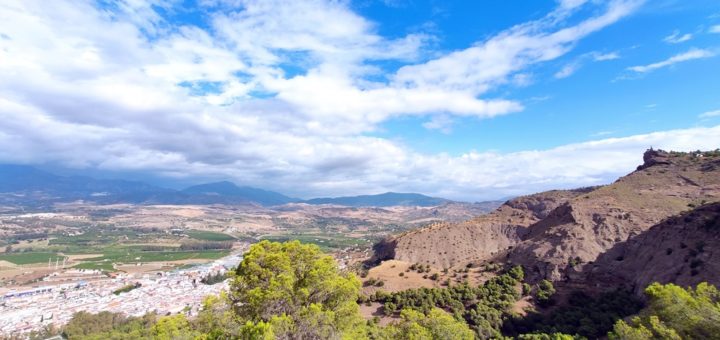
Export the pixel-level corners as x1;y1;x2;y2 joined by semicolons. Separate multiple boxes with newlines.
73;261;115;271
517;333;576;340
260;234;371;252
185;230;236;241
112;282;141;295
62;311;157;339
229;240;367;338
609;282;720;340
535;280;556;306
180;241;234;251
378;308;475;340
373;266;523;339
522;283;532;296
510;289;642;339
508;265;525;281
151;314;198;340
200;271;229;285
0;252;62;265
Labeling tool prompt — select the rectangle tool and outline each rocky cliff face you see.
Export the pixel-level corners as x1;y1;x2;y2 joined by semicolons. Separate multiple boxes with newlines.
372;150;720;286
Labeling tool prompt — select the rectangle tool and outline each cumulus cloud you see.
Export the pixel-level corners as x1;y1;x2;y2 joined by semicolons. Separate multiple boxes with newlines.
627;48;715;73
0;0;663;201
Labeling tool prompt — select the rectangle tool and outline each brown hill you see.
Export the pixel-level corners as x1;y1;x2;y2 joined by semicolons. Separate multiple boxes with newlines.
370;188;594;268
372;149;720;284
585;202;720;294
509;149;720;281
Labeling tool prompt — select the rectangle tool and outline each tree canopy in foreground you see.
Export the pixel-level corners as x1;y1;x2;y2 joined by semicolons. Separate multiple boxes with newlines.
56;240;720;340
610;282;720;340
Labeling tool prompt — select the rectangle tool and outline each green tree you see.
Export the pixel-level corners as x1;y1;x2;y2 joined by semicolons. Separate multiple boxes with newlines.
228;240;367;339
535;280;556;306
379;308;475;340
151;314;197;340
609;282;720;340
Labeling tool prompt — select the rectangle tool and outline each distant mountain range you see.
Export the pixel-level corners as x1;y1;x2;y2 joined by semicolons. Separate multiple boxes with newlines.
304;192;449;207
0;165;460;208
181;181;297;206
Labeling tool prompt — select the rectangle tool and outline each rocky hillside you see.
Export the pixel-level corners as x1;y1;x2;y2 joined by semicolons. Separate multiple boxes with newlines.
373;149;720;284
585;202;720;293
371;188;594;268
510;149;720;281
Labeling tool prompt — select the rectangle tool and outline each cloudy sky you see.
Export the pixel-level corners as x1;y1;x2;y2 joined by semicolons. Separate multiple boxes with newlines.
1;0;719;201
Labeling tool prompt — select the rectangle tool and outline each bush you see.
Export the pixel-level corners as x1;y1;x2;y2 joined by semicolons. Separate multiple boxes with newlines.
535;280;556;306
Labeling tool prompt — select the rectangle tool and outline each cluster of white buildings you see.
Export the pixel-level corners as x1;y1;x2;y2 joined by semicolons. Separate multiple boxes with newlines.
0;254;242;337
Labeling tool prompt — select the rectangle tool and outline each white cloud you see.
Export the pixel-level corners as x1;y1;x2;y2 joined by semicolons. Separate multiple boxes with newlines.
555;62;580;78
627;48;715;73
404;125;720;200
0;0;661;201
422;115;454;134
710;25;720;34
558;0;590;10
394;0;644;92
592;51;621;61
663;30;692;44
591;130;614;137
700;110;720;118
555;51;619;79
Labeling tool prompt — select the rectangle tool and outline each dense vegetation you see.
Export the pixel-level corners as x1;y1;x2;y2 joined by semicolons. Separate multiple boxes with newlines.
509;289;643;338
370;265;524;338
57;241;720;339
610;282;720;339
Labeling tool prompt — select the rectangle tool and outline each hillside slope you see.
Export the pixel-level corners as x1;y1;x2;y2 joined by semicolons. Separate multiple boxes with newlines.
509;149;720;280
585;202;720;293
372;188;593;268
373;149;720;283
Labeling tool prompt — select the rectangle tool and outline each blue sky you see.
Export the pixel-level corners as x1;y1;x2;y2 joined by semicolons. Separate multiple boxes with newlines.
1;0;720;200
360;0;720;154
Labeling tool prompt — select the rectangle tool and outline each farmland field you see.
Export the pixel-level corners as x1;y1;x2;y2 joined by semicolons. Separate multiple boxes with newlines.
0;252;64;265
260;234;374;252
185;229;236;241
